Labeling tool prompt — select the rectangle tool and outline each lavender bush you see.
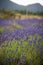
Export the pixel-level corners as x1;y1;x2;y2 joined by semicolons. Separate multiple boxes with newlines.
0;18;43;65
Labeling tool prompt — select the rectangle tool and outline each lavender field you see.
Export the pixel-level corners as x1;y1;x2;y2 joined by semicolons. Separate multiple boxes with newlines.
0;18;43;65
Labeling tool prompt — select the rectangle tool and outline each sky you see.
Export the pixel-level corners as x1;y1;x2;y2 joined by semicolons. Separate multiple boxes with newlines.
10;0;43;6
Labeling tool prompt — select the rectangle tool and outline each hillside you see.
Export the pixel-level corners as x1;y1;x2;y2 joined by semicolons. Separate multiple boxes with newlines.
0;0;43;12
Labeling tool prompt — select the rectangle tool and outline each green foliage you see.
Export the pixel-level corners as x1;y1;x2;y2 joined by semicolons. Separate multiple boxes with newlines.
14;10;43;15
0;9;43;19
0;9;16;19
0;34;43;65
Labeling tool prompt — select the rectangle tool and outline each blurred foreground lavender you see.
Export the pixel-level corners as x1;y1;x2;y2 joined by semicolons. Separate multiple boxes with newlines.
0;18;43;65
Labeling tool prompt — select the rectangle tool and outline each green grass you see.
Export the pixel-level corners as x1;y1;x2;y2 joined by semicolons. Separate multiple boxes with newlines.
13;22;23;29
0;27;4;32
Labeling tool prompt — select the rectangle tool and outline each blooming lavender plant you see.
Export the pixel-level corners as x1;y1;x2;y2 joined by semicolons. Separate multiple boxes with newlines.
0;18;43;65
